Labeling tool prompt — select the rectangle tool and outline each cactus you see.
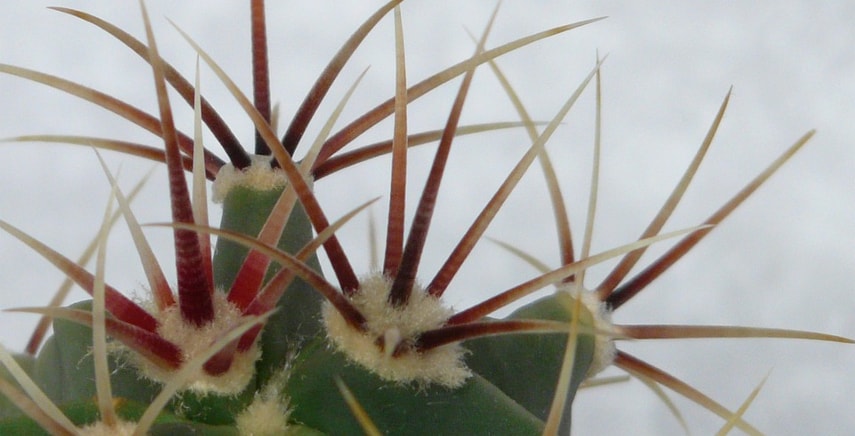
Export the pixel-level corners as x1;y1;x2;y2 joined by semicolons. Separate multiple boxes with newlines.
0;1;851;434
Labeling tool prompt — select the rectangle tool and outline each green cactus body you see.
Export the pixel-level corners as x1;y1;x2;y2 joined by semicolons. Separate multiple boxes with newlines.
212;181;326;384
0;180;599;434
0;1;851;435
465;291;600;435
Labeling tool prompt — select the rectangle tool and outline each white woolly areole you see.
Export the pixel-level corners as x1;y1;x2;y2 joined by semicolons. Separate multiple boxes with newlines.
79;420;138;436
322;273;471;388
558;285;617;378
211;154;293;203
235;369;291;435
130;291;260;395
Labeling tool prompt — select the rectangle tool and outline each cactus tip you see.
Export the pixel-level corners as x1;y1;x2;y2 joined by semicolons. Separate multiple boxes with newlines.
211;155;292;203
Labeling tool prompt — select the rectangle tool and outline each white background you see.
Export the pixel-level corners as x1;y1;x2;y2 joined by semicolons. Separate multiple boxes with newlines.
0;1;853;434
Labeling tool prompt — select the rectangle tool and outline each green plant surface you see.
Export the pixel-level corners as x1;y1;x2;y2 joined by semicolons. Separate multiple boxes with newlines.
0;2;853;435
464;291;598;434
213;185;325;385
284;338;544;435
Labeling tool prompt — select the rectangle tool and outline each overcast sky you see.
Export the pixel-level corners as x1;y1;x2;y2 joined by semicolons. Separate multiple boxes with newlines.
1;1;853;434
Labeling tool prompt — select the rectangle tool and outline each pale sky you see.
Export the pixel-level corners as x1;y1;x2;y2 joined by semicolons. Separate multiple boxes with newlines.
1;1;853;434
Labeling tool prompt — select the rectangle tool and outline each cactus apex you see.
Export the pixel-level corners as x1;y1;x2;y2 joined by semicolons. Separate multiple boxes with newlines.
212;155;293;204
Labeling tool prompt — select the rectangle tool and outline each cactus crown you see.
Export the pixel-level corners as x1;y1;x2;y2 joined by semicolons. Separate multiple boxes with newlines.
0;1;850;434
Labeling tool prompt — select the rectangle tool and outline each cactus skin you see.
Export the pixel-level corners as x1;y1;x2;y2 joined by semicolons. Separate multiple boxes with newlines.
0;184;594;434
212;186;326;385
0;2;851;435
465;292;598;435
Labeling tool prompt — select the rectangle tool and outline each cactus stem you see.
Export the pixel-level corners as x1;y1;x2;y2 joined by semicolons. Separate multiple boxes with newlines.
210;155;293;311
237;197;379;344
543;292;585;434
